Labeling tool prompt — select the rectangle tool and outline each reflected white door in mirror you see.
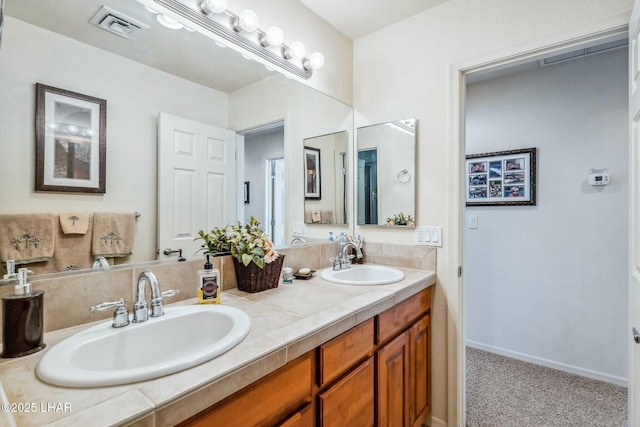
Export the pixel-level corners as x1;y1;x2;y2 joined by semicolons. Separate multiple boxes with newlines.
158;113;237;260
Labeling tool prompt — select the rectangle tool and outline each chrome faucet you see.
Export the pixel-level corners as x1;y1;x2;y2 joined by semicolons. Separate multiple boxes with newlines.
132;270;180;323
331;240;363;270
290;236;306;245
92;256;111;270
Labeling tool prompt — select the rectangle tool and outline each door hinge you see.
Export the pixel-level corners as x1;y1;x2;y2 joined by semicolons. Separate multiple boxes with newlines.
458;266;463;278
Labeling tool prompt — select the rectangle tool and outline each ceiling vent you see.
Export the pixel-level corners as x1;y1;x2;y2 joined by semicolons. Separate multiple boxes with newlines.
540;38;628;67
90;6;149;41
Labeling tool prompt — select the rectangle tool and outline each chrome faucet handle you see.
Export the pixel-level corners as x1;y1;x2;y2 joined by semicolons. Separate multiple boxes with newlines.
329;257;341;271
150;289;181;318
90;299;130;328
162;289;181;298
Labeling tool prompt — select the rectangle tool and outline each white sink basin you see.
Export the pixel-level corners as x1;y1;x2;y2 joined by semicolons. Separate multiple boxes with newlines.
37;305;251;388
320;264;405;285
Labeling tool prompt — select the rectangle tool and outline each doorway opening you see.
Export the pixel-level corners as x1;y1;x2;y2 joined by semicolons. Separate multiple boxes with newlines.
241;121;285;246
460;38;629;425
357;148;378;225
266;157;285;246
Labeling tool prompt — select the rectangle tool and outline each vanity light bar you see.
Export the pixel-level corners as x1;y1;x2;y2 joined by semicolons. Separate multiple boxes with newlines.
153;0;314;80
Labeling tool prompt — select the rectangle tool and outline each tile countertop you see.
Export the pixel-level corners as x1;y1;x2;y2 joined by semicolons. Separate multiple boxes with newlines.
0;267;435;427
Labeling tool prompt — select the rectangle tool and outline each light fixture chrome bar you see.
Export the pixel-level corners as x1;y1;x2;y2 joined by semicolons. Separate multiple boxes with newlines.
154;0;313;79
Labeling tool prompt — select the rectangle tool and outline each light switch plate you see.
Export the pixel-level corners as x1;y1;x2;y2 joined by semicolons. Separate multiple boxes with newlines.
291;222;306;237
416;226;443;247
468;215;478;229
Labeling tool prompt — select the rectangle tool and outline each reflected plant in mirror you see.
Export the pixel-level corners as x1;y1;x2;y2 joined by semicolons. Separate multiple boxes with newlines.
357;118;416;226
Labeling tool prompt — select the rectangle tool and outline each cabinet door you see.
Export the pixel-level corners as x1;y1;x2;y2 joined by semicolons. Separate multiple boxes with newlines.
318;357;375;427
409;314;430;427
377;331;410;427
277;403;313;427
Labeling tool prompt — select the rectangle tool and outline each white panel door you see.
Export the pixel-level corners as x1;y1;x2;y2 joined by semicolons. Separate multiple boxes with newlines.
158;113;236;260
629;2;640;424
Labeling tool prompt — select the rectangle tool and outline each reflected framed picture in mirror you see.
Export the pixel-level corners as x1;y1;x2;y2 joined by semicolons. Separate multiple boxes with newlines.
304;146;321;199
35;83;106;193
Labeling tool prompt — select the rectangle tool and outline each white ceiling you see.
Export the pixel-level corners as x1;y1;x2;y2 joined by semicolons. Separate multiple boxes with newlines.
299;0;451;39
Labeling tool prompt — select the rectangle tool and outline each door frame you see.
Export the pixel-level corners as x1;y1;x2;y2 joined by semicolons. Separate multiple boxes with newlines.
448;15;630;426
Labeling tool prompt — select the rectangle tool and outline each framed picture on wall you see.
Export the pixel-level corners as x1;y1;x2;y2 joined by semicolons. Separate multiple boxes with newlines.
35;83;107;193
465;147;536;206
304;146;321;199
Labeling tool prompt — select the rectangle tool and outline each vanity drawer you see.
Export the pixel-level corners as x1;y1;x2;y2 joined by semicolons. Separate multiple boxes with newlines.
377;288;431;344
317;318;374;387
181;353;312;427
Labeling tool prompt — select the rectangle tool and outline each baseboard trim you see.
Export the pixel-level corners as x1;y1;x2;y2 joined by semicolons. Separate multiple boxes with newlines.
465;340;627;387
425;415;447;427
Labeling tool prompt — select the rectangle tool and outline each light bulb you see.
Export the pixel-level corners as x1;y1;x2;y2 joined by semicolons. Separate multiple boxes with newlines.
304;52;325;70
233;10;259;33
260;26;284;47
156;14;183;30
284;41;306;60
198;0;227;15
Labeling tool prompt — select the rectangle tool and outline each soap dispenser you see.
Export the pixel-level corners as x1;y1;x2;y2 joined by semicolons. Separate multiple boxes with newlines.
1;268;46;358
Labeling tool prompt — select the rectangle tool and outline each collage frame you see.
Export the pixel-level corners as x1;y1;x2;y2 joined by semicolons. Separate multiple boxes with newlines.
465;147;537;206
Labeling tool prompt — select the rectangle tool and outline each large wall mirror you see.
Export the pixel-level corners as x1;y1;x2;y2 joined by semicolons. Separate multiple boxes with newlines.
357;118;416;227
0;0;353;280
303;131;348;225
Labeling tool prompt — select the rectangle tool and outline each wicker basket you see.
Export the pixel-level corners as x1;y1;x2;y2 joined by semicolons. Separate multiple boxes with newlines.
232;255;285;293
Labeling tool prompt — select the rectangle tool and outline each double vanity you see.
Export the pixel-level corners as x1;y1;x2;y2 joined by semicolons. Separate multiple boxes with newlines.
0;262;435;426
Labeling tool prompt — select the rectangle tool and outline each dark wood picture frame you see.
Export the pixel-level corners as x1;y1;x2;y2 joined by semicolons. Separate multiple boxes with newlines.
35;83;107;193
304;146;321;199
465;147;537;206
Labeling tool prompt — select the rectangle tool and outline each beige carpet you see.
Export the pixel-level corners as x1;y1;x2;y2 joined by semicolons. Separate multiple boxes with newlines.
466;347;627;427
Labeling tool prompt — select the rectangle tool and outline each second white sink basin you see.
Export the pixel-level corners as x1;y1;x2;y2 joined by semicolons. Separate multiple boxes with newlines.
320;264;405;285
37;305;251;388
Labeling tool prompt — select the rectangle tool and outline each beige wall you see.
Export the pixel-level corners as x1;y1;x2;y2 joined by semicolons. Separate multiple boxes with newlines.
352;0;633;423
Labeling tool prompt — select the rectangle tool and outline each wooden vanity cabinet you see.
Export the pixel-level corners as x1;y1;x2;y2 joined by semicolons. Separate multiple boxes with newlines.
178;353;313;427
179;287;431;427
376;288;431;427
316;319;375;426
317;287;431;427
409;314;431;427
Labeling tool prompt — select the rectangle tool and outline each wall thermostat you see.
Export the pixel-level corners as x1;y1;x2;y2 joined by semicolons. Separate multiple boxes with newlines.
589;168;610;186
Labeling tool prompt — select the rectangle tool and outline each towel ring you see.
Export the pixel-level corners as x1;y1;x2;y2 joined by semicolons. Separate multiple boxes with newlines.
397;169;411;184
